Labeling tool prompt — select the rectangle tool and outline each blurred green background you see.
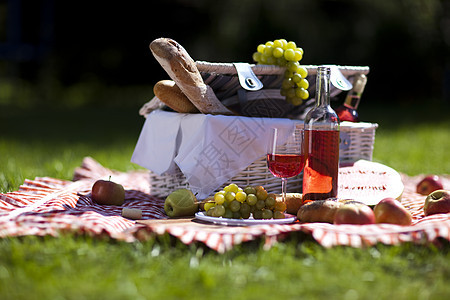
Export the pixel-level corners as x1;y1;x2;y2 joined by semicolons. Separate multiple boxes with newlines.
0;0;449;109
0;0;449;182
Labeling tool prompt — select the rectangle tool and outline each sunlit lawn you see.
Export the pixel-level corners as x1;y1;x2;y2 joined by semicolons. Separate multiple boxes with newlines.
0;98;449;299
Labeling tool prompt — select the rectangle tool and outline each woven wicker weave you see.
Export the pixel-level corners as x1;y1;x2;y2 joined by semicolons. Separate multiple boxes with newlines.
147;62;376;198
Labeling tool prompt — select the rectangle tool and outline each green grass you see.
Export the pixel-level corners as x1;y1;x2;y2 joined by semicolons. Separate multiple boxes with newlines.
0;99;449;299
1;235;449;300
358;100;450;175
0;107;144;192
373;124;450;175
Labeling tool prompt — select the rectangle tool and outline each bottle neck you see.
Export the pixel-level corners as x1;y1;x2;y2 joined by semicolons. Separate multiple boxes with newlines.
304;66;339;130
315;67;331;107
344;74;366;109
344;92;361;109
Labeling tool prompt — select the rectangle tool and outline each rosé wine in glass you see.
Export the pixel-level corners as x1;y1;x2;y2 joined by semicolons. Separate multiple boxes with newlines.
267;126;304;212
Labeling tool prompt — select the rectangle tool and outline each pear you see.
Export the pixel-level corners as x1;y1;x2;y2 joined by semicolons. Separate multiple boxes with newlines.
374;197;412;225
164;189;198;218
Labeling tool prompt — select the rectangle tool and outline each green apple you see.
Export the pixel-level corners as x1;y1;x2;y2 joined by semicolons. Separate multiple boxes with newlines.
164;189;198;218
91;178;125;206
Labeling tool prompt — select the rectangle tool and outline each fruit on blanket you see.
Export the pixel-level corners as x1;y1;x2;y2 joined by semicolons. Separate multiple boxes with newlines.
424;190;450;216
204;184;286;219
164;188;198;218
337;160;404;206
373;198;412;225
416;175;444;195
91;177;125;206
334;202;375;225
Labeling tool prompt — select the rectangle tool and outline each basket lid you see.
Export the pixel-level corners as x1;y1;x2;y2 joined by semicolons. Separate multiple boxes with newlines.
196;61;370;119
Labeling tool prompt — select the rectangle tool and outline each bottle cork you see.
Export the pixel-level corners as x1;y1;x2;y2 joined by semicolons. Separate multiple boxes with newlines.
121;208;143;220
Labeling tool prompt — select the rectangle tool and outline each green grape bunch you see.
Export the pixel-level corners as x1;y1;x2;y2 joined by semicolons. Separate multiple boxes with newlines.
252;39;309;106
203;183;287;220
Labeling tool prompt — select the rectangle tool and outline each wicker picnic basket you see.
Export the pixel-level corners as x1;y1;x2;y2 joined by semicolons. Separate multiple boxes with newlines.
146;62;378;198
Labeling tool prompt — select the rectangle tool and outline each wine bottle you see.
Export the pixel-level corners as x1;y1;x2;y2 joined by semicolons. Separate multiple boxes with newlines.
302;66;340;202
335;74;367;122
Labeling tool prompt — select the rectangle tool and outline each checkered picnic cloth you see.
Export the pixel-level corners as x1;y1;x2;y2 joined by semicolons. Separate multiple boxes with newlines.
0;158;166;241
1;157;449;252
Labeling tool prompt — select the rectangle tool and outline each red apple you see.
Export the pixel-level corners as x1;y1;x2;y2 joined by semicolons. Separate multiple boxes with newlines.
334;202;376;225
416;175;444;195
424;190;450;216
92;178;125;206
373;197;412;225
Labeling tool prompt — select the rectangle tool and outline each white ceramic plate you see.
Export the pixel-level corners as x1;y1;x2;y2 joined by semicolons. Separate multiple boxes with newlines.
194;212;297;226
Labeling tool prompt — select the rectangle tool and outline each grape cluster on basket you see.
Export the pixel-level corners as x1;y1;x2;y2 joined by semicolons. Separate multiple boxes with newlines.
203;183;287;219
252;39;309;106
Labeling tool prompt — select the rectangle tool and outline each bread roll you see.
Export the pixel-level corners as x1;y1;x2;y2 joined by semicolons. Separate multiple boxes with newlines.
297;199;342;223
275;193;303;215
154;80;199;113
150;38;233;115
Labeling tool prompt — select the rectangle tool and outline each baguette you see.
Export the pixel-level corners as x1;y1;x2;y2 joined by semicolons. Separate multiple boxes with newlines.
154;80;199;113
150;38;233;115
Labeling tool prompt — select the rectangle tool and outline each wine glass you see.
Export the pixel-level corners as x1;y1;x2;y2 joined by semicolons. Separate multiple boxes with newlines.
267;125;305;212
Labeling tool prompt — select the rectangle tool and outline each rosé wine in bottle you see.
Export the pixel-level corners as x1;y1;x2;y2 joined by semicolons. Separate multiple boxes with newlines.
303;66;340;202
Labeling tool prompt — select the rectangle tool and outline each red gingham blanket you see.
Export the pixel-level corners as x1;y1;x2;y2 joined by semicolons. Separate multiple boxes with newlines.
1;157;449;252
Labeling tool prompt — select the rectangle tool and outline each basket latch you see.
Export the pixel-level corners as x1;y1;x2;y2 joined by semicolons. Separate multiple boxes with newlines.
325;65;353;91
233;63;264;91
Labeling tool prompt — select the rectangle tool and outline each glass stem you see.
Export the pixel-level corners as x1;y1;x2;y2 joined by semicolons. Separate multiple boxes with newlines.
281;177;287;205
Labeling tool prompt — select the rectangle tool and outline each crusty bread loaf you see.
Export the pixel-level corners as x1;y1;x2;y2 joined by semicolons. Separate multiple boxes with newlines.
154;80;199;113
297;199;343;223
275;193;303;215
150;38;233;115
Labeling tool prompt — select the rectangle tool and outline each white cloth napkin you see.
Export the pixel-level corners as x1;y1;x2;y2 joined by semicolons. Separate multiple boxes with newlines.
132;110;297;198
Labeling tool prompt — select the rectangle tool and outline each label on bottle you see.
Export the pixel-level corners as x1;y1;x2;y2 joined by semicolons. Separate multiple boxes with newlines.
345;94;361;109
